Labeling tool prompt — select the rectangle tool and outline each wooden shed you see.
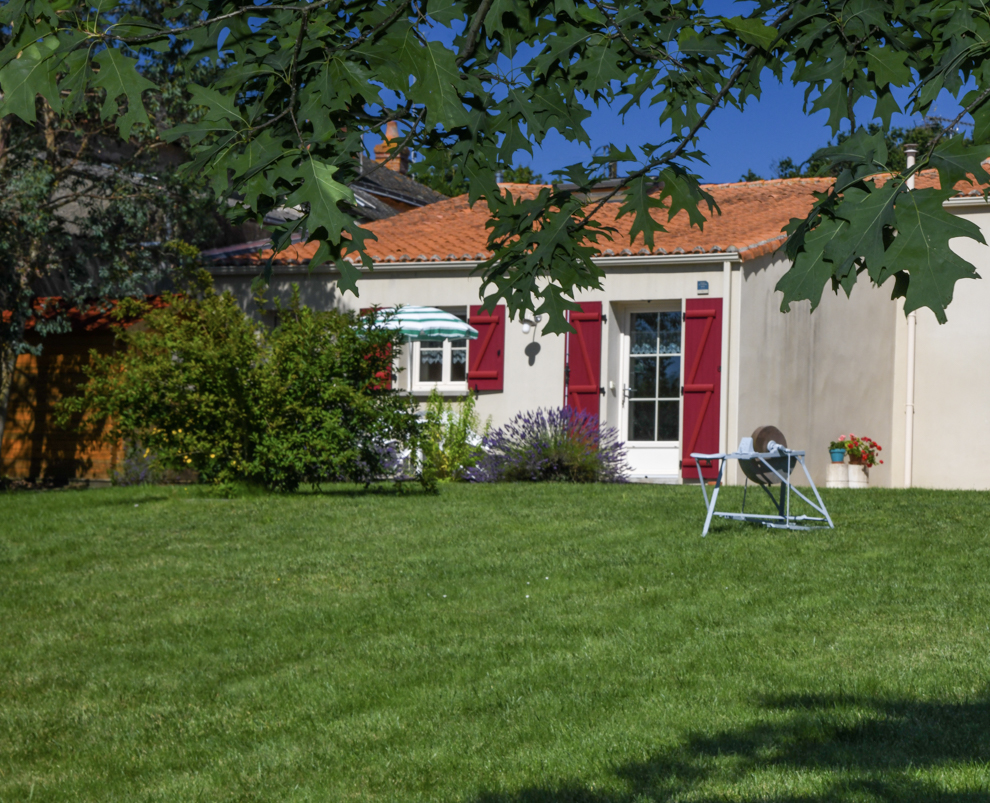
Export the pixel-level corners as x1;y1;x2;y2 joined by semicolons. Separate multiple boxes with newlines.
0;299;160;483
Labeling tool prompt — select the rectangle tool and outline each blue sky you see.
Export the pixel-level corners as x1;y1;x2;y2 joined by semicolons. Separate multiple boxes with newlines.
510;78;969;185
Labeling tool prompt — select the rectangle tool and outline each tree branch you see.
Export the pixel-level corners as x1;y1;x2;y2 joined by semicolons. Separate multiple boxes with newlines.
924;85;990;162
100;3;322;45
289;10;311;148
456;0;495;66
338;0;414;54
356;106;425;182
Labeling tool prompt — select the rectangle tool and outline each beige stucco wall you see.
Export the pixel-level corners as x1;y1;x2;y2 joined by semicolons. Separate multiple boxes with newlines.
736;253;899;487
213;258;735;439
891;202;990;489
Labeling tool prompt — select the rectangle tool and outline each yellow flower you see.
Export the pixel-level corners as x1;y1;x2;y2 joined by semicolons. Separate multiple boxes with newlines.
210;454;215;459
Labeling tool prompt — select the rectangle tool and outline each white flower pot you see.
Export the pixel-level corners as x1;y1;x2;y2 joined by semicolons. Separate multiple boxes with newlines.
847;463;869;489
826;462;848;489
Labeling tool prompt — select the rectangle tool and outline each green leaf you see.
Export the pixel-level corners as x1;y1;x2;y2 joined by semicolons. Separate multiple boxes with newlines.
971;98;990;145
91;47;157;138
0;0;27;25
426;0;464;26
285;159;355;244
871;90;901;128
927;136;990;191
576;38;624;92
824;182;899;282
411;41;468;128
187;84;245;124
616;174;667;249
864;48;911;88
0;38;60;122
879;188;983;323
776;216;848;312
658;166;716;229
722;16;778;51
533;28;591;78
815;127;889;172
535;286;582;334
162;121;236;146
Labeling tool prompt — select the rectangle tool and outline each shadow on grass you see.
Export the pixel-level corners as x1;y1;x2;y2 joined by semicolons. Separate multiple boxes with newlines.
299;481;438;498
471;693;990;803
89;491;174;506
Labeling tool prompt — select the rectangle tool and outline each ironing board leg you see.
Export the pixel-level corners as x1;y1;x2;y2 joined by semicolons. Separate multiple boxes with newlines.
701;459;726;537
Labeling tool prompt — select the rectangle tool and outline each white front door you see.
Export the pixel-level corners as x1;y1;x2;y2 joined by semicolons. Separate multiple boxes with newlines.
621;307;683;479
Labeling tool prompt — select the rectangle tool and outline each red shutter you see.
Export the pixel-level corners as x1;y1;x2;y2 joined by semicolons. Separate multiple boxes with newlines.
360;307;392;390
681;298;722;479
468;305;504;391
564;302;603;419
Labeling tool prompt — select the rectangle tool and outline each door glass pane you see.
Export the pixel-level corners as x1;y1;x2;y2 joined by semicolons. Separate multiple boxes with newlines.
657;312;681;354
657;401;679;441
627;310;681;444
657;356;680;398
630;312;659;354
629;356;657;398
629;401;656;441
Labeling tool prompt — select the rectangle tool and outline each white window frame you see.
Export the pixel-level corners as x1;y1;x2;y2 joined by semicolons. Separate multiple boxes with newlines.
408;306;470;394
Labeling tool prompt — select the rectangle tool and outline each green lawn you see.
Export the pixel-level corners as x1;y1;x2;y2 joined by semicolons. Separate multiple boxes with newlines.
1;483;989;802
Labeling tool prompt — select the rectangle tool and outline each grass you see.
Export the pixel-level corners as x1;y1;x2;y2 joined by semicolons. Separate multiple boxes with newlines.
1;482;989;802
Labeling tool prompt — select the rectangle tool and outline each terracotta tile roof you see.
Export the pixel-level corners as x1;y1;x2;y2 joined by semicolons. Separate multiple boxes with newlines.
2;296;169;332
213;170;988;267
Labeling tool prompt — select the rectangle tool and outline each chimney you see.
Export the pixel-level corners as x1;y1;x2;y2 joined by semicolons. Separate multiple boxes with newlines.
373;121;410;174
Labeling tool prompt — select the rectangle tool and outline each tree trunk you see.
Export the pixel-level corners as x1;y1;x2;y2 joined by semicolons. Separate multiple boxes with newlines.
0;344;15;468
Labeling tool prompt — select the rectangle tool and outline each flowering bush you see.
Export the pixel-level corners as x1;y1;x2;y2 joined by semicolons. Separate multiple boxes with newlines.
829;434;884;467
467;406;630;483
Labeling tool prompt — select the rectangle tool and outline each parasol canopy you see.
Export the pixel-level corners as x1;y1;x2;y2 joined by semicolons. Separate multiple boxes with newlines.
374;306;478;342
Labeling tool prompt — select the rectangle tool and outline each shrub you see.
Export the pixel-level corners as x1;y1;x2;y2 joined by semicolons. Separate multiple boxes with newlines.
59;290;421;492
467;406;630;483
420;389;488;482
249;300;418;491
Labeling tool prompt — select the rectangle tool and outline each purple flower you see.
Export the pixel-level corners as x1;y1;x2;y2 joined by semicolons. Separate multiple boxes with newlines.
466;406;630;483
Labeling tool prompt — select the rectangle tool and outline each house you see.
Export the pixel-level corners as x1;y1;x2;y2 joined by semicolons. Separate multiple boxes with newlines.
208;171;990;490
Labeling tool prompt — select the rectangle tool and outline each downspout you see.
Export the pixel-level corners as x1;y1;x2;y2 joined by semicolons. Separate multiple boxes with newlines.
903;144;918;488
720;258;731;455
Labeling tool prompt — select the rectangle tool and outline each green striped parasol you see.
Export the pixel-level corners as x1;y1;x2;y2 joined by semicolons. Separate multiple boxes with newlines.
374;306;478;341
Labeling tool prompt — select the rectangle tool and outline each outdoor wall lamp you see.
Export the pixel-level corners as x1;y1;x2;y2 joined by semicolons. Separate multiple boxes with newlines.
521;314;543;334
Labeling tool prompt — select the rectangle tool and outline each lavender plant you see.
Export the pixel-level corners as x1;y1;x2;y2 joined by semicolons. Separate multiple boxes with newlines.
467;407;630;484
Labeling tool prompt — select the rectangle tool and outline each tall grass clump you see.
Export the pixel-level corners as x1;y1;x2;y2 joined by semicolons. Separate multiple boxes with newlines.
468;406;629;483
